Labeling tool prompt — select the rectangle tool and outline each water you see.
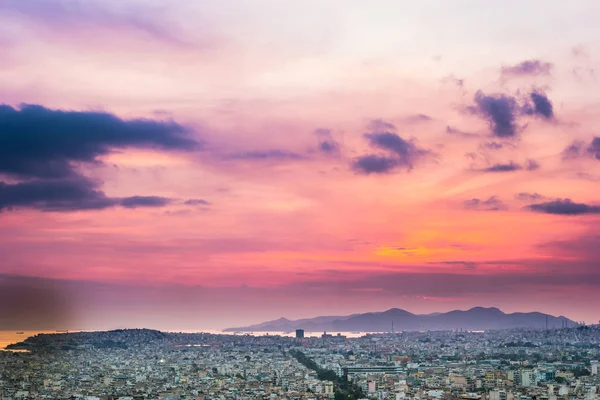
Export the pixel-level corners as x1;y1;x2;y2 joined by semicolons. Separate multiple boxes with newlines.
216;331;366;338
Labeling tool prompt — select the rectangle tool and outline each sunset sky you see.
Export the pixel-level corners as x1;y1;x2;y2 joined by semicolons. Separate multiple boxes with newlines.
1;0;600;331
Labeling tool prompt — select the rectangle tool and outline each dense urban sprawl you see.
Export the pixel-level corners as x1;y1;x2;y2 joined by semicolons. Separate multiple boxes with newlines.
1;326;600;400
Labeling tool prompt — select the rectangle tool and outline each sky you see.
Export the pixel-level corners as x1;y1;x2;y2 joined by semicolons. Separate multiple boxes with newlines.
1;0;600;331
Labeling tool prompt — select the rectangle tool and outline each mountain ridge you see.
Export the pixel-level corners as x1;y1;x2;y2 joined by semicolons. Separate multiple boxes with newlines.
224;307;576;332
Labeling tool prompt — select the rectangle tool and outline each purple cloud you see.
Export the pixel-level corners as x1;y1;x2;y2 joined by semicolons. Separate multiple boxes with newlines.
226;149;305;161
314;128;340;155
588;137;600;160
479;142;505;151
352;122;433;175
471;91;520;138
522;91;554;119
562;141;586;160
526;159;541;171
368;119;396;131
527;199;600;215
0;178;174;212
501;60;553;77
483;162;522;172
463;196;507;211
480;160;539;173
515;192;548;201
364;132;430;167
562;138;600;161
184;199;210;206
351;155;398;175
404;114;433;123
120;196;171;209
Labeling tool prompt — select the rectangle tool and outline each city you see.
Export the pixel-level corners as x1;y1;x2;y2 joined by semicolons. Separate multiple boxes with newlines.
1;326;599;400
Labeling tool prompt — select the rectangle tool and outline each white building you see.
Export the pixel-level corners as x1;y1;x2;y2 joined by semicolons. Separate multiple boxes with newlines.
558;386;569;396
520;370;536;387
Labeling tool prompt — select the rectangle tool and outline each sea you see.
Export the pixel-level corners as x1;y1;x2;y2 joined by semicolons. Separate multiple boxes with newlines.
0;330;366;351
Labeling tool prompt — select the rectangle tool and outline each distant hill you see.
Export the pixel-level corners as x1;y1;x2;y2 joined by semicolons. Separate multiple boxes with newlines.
224;307;576;332
5;328;167;351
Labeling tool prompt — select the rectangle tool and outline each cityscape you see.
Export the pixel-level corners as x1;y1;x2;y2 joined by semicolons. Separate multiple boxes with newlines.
1;321;600;400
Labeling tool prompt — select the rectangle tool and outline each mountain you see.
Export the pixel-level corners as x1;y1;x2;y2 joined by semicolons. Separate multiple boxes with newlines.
224;315;355;333
224;307;576;332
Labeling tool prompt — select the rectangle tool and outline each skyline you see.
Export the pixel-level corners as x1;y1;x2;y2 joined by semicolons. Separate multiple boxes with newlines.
1;0;600;330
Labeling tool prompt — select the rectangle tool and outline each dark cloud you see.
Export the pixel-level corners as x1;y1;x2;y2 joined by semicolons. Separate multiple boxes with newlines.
471;91;520;137
0;177;115;211
470;90;555;138
0;103;196;213
226;149;305;161
184;199;210;206
501;60;553;77
0;104;196;180
363;132;429;168
482;162;522;172
527;199;600;215
523;91;554;119
352;122;433;175
480;160;538;173
351;155;398;174
463;196;507;211
120;196;171;208
0;178;175;212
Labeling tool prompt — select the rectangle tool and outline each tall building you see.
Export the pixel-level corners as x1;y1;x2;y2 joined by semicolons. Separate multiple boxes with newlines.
516;369;535;387
592;363;599;376
295;329;304;339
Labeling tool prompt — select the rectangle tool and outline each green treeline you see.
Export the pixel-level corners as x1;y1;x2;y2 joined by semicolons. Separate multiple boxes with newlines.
289;349;365;400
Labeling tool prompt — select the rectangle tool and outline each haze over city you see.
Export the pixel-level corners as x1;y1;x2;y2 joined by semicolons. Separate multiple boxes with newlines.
1;0;600;331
